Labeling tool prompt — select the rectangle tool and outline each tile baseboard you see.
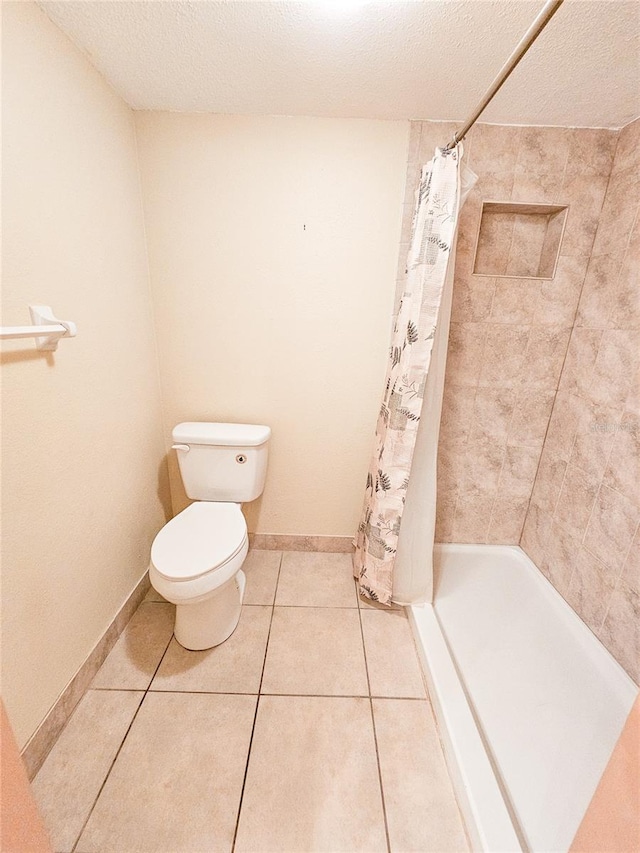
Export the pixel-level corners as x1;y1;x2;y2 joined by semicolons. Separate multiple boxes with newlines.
21;572;151;780
249;534;354;553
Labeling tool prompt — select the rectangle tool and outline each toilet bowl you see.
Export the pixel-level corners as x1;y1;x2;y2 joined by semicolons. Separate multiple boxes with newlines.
150;501;249;650
149;422;270;651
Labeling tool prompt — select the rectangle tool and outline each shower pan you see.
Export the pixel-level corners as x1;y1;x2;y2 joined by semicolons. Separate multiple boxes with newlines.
407;545;637;851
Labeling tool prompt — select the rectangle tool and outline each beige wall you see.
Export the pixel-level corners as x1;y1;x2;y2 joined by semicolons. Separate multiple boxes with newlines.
522;117;640;684
1;2;169;747
135;112;408;536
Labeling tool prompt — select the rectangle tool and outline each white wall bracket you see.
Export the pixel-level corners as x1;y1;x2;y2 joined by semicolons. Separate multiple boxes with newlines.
0;305;77;351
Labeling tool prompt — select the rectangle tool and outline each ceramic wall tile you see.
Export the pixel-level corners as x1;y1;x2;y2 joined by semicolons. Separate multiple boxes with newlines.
520;502;553;570
469;387;517;445
543;391;585;462
603;413;640;507
589;329;640;409
490;278;540;324
467;124;521;173
608;233;640;331
444;322;487;386
524;325;572;387
569;400;622;480
621;527;640;595
417;121;457;164
534;254;588;326
583;485;640;574
434;492;457;542
451;493;494;544
559;172;609;257
498;444;540;497
530;446;567;513
474;211;514;276
478;324;530;387
558;327;603;396
538;210;567;277
461;439;505;497
591;170;640;258
543;522;582;595
576;254;623;328
610;117;640;175
520;116;640;683
451;275;496;322
516;126;571;176
436;444;466;498
565;547;617;634
507;387;555;448
433;123;611;546
565;128;618;178
439;384;477;446
599;581;640;685
488;495;530;543
553;462;599;540
504;214;549;278
511;169;561;204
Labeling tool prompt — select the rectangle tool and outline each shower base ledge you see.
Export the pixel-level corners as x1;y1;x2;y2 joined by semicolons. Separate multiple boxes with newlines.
407;543;637;853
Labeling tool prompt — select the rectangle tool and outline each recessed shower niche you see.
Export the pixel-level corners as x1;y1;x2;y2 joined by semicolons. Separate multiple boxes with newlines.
473;201;568;279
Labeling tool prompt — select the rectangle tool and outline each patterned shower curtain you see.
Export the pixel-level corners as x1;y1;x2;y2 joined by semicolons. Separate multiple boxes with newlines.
353;146;464;604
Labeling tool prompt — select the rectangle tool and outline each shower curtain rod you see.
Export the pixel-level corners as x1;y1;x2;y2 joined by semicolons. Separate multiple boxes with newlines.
444;0;564;150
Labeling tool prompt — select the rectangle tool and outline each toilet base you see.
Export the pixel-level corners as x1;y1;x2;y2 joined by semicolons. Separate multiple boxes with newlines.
174;570;246;651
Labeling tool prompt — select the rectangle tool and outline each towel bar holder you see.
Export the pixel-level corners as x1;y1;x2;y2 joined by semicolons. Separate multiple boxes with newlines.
0;305;77;351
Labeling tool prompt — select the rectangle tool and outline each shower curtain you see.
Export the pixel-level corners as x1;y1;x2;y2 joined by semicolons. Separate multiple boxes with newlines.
353;145;476;605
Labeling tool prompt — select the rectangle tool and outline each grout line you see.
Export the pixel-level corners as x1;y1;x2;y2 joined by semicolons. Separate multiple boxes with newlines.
356;585;392;853
70;629;175;852
147;689;425;700
89;686;157;692
230;551;283;852
269;602;360;609
144;600;364;610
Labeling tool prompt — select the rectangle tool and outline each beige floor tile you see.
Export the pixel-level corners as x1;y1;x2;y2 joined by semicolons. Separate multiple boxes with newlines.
76;692;256;853
91;603;174;690
373;699;469;852
243;549;281;605
151;605;271;693
235;695;387;852
261;607;368;696
358;593;403;611
361;610;425;698
32;690;143;853
143;586;166;602
275;552;358;607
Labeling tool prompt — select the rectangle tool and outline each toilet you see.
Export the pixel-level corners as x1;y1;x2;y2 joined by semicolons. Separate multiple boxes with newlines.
149;422;270;650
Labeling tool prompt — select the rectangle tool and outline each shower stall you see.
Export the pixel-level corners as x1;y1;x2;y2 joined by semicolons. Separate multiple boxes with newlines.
395;95;639;853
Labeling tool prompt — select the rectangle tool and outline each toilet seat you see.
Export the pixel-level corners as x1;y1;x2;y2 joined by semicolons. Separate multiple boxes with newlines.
151;501;247;582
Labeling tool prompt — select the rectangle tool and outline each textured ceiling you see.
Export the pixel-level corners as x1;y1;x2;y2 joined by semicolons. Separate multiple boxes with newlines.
37;0;640;127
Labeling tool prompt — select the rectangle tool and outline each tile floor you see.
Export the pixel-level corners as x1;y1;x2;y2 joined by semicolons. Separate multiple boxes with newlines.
32;551;468;853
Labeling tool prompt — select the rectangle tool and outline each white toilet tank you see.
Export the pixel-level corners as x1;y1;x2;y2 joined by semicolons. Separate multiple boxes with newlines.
172;422;270;502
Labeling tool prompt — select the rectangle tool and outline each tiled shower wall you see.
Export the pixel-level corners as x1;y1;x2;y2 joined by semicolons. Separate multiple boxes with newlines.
397;118;638;683
521;117;640;683
398;120;617;545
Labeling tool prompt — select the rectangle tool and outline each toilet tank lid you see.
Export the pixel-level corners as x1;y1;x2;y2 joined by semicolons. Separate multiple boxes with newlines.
172;422;271;447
